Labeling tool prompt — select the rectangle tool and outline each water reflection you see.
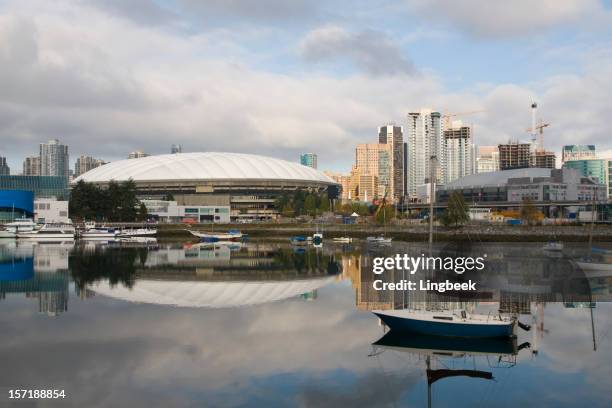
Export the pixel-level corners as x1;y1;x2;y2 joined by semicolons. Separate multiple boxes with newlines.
0;242;70;316
1;240;612;407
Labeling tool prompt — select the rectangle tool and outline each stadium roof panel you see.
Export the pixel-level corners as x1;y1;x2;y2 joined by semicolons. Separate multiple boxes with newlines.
73;152;335;184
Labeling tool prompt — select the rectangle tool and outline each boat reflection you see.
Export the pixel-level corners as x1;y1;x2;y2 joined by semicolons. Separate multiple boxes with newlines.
370;329;530;408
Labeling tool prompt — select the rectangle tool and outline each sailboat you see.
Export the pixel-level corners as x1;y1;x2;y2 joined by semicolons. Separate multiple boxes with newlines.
573;188;612;277
366;193;392;245
373;309;517;338
372;156;524;338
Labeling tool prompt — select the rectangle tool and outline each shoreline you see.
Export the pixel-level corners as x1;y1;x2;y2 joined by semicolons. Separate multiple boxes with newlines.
156;223;612;242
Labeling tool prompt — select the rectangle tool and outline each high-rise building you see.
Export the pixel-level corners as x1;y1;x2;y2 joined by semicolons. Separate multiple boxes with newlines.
40;139;69;177
355;143;391;198
324;171;351;201
0;157;9;176
23;156;41;176
476;146;500;174
562;145;596;163
74;155;106;177
128;150;149;159
299;153;318;169
498;142;532;170
443;121;474;184
403;142;408;197
348;165;378;202
532;151;556;169
171;144;182;154
407;109;443;199
378;125;404;201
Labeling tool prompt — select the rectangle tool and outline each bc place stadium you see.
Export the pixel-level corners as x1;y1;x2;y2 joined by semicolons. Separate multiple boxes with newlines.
74;152;339;222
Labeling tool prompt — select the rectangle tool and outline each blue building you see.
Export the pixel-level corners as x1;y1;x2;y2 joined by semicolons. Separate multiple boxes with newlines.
0;176;70;199
300;153;318;169
0;190;34;222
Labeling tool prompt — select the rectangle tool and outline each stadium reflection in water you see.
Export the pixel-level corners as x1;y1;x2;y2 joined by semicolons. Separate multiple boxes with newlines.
1;240;612;407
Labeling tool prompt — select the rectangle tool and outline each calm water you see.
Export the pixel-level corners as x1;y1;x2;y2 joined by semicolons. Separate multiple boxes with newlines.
1;239;612;407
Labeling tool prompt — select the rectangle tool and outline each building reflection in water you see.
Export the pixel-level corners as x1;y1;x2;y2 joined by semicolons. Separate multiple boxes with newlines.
0;241;70;316
72;242;342;308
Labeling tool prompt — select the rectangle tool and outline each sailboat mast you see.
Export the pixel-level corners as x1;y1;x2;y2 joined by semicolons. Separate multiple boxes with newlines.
588;186;597;252
428;155;437;249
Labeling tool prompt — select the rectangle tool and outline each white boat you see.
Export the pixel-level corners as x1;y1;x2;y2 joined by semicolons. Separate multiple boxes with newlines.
187;229;242;241
373;309;517;338
312;232;323;245
118;236;157;244
17;223;75;240
543;241;563;251
332;237;352;243
573;259;612;277
366;235;392;244
118;227;157;238
0;228;16;238
5;217;37;233
80;223;119;239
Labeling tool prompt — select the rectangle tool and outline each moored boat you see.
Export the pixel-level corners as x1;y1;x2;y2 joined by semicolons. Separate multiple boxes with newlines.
366;235;392;244
118;227;157;238
373;309;517;338
80;223;118;239
188;229;242;241
290;236;308;245
5;217;37;233
17;223;75;241
0;228;16;239
543;241;563;251
332;237;352;243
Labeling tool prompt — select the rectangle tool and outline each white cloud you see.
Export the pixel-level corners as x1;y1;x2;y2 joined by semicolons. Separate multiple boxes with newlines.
300;25;416;76
408;0;609;37
0;0;611;174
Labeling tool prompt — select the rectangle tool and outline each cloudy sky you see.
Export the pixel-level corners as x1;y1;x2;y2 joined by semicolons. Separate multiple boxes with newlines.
0;0;611;173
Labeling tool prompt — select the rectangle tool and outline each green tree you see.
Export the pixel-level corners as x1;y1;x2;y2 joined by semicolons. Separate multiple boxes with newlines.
304;194;317;216
137;202;148;221
318;195;330;212
375;205;395;225
520;198;540;225
442;191;470;227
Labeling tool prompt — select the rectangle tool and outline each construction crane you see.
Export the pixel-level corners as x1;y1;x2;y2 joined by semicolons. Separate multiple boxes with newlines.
442;110;485;130
526;122;550;152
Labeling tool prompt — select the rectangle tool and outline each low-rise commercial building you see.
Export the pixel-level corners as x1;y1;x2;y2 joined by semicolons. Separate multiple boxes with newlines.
437;168;606;204
34;199;70;223
142;200;230;223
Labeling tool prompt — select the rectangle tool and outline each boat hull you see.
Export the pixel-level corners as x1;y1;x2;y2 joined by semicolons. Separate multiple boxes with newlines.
374;312;515;338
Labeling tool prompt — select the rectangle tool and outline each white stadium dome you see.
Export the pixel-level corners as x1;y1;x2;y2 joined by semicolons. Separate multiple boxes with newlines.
91;277;336;308
73;152;334;184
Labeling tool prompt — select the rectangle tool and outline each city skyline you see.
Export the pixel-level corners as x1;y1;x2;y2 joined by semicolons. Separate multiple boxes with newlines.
0;1;611;173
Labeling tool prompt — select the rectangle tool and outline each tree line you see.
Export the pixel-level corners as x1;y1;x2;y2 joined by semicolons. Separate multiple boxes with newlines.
69;179;148;222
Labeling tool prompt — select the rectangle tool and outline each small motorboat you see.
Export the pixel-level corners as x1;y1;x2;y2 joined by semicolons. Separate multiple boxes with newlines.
118;227;157;238
4;217;37;233
17;223;75;241
290;236;308;245
188;229;242;241
80;222;118;239
373;309;518;338
0;228;16;239
118;236;157;244
366;235;392;245
312;233;323;245
543;241;563;251
332;237;352;243
573;258;612;278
